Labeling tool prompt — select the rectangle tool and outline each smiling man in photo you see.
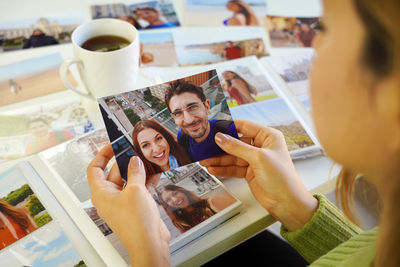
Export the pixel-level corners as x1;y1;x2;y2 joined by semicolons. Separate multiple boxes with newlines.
165;80;238;162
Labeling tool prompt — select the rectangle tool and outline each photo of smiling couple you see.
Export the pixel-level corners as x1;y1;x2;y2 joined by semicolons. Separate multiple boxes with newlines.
99;70;239;185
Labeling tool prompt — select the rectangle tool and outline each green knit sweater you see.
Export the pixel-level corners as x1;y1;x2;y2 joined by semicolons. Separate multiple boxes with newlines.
281;194;378;266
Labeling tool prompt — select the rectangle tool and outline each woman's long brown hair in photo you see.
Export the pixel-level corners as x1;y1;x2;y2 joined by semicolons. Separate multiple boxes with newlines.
336;0;400;266
227;0;259;26
131;120;191;178
157;184;215;233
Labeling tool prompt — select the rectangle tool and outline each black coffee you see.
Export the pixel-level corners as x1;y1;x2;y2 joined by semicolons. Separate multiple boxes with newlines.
81;35;130;52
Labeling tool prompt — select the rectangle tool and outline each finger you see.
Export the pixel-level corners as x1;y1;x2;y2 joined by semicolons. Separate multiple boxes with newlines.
87;145;114;187
240;136;252;145
214;132;259;164
200;154;248;167
233;119;280;143
206;166;248;178
126;156;146;186
88;144;114;171
107;163;124;187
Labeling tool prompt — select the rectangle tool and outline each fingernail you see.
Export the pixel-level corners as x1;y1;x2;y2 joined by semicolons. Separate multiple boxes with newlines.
129;156;141;169
215;132;230;144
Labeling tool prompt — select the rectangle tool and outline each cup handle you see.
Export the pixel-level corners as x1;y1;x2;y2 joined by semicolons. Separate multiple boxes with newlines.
59;58;95;100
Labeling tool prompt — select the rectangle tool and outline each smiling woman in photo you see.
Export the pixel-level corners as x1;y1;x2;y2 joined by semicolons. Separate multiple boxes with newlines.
131;120;191;180
157;184;236;233
224;0;259;26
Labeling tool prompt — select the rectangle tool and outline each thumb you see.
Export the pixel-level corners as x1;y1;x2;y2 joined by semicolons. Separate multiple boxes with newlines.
215;132;258;164
126;156;146;186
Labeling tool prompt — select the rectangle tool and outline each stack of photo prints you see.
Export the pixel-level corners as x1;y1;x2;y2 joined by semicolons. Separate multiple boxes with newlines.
0;0;322;266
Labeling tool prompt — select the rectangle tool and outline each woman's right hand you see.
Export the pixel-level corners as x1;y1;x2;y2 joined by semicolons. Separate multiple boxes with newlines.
200;119;318;231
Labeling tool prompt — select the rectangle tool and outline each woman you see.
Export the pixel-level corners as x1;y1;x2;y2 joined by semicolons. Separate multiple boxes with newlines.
87;0;400;266
0;200;37;249
157;184;219;233
132;120;191;181
222;70;257;105
224;0;259;26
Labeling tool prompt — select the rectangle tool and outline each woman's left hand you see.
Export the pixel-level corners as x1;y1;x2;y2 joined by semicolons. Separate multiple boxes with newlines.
87;145;170;267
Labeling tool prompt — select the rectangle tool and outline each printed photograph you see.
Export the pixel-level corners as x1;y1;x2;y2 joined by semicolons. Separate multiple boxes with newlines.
266;16;320;47
230;96;315;151
140;32;178;67
155;163;237;238
260;49;315;109
0;11;83;52
0;166;52;250
0;220;84;267
0;96;95;161
185;0;267;27
40;129;110;203
0;53;76;106
98;70;239;182
91;0;180;30
215;56;275;107
174;27;268;66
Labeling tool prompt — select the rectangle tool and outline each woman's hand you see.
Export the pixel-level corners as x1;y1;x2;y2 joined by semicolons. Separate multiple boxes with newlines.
87;145;170;267
200;119;318;231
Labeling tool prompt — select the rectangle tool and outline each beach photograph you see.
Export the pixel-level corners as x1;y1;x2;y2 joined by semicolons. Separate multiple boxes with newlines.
0;11;83;52
140;32;178;66
40;129;110;203
185;0;267;26
266;15;320;47
174;27;268;66
0;53;75;106
214;56;275;107
0;220;84;267
0;166;53;249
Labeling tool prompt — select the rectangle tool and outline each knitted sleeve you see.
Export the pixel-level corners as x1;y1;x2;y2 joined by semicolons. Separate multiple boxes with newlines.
280;194;362;263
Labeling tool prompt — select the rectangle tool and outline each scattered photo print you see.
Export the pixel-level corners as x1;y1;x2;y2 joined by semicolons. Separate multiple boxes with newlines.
174;27;268;66
99;70;238;182
155;163;237;237
91;0;180;30
260;49;315;109
266;16;320;47
0;166;52;250
0;96;95;160
140;32;178;67
185;0;267;27
0;53;75;106
40;129;110;203
0;221;84;267
0;11;83;52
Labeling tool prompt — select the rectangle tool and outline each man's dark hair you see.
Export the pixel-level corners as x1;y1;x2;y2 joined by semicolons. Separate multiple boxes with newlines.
133;5;158;13
165;80;206;112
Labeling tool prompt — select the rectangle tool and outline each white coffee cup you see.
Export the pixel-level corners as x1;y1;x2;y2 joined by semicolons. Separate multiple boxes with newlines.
60;18;140;100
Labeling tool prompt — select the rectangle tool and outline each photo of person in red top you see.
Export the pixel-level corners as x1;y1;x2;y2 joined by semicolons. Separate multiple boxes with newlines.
223;41;243;60
0;199;37;249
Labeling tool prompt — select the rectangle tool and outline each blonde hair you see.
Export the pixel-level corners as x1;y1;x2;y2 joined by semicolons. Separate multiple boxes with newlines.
337;0;400;266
